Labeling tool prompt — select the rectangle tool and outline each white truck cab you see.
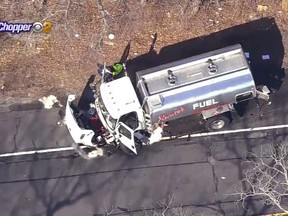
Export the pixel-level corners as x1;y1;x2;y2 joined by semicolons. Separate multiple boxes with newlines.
95;76;146;154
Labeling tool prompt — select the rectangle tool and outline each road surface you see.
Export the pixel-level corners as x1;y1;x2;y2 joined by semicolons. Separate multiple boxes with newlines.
1;129;288;216
0;74;287;216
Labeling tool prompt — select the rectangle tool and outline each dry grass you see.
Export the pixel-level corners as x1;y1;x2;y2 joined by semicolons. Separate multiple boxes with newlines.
0;0;287;103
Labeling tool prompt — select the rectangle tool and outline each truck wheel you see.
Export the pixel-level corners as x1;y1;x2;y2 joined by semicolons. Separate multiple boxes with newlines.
205;114;231;132
120;139;142;156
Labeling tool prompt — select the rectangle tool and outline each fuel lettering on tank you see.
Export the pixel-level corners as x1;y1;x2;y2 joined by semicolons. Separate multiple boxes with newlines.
192;99;219;110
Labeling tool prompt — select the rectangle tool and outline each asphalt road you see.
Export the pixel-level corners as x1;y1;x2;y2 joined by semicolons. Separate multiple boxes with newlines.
0;19;287;215
1;130;288;216
0;109;74;153
0;75;287;216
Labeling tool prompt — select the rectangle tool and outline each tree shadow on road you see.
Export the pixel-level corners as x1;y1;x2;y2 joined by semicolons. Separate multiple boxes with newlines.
212;133;288;215
7;154;92;216
4;150;155;216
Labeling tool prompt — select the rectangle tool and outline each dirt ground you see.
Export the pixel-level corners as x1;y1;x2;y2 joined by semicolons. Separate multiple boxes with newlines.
0;0;287;104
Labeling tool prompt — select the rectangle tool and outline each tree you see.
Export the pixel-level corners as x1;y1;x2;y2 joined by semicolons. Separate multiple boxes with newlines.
234;136;288;213
98;195;194;216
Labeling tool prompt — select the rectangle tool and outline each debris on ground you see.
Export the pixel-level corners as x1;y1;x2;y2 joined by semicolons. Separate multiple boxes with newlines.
257;5;268;12
108;33;115;40
39;95;62;109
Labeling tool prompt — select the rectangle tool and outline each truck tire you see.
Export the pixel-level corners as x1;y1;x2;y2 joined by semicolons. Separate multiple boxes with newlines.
205;114;231;132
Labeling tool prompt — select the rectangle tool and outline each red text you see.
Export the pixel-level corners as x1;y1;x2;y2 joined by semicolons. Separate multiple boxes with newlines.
158;106;185;121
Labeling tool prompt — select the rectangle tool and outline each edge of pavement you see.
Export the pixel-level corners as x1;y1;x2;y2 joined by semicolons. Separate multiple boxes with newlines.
0;95;65;113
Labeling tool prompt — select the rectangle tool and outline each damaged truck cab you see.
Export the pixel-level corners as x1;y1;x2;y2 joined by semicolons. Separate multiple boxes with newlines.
95;76;147;154
65;44;270;157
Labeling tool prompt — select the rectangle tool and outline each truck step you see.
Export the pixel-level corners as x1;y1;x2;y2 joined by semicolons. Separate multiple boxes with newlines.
144;114;153;132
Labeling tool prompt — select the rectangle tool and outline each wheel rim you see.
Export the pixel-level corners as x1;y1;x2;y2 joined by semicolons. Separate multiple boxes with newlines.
211;120;225;130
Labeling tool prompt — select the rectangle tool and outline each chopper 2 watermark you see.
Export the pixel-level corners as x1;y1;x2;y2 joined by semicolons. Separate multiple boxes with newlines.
0;21;52;34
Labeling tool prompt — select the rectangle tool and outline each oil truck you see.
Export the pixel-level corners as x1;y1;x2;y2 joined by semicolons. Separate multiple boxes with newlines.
65;44;270;157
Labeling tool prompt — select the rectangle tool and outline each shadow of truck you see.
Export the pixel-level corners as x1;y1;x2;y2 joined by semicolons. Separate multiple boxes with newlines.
125;17;285;135
126;17;285;91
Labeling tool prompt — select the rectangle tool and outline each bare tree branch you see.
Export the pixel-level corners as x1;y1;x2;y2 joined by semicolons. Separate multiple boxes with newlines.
232;140;288;213
41;10;67;22
94;0;110;49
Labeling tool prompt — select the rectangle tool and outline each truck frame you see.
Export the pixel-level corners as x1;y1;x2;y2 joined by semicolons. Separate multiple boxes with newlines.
65;44;270;158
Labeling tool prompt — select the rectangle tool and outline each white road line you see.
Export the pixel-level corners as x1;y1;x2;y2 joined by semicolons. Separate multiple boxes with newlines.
0;146;80;158
1;124;288;158
161;124;288;140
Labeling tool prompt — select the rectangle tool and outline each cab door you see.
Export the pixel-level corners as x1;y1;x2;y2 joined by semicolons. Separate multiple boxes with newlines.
117;122;137;154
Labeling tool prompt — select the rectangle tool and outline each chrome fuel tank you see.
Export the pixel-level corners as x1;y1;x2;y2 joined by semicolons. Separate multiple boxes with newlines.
136;44;256;124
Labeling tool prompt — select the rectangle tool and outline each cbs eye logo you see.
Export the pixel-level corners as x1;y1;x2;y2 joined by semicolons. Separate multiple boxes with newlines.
32;21;52;33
